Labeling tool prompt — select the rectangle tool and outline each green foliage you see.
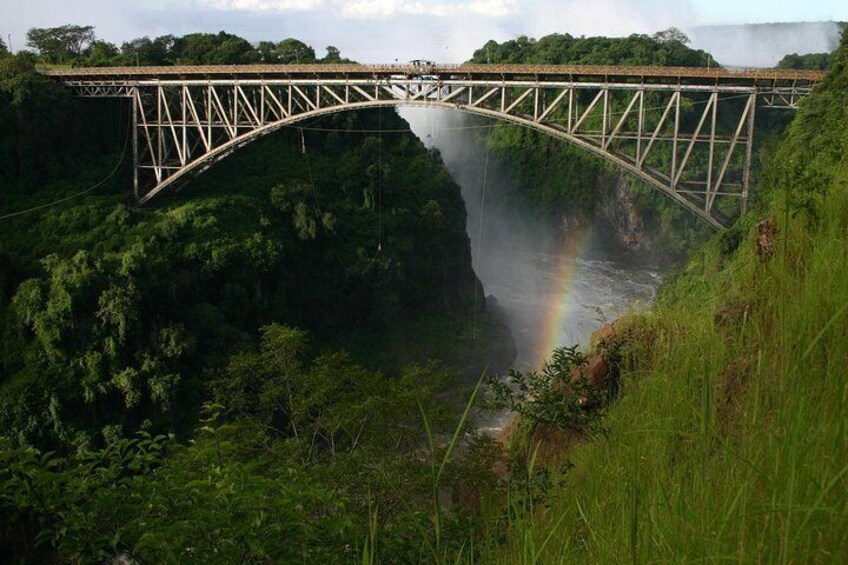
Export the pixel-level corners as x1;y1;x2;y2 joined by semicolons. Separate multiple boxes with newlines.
18;23;356;68
209;324;459;458
0;339;490;563
322;45;353;63
0;426;355;563
26;25;95;64
116;35;176;66
777;52;833;70
171;31;259;65
470;32;712;66
488;345;605;434
83;40;120;67
258;38;317;64
486;26;848;564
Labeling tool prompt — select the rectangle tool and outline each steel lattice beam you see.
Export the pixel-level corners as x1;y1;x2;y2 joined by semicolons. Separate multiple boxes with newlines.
53;67;818;229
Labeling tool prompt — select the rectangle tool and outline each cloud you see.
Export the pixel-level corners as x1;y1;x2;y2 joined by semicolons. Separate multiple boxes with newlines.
526;0;696;38
468;0;518;17
340;0;518;19
193;0;325;11
188;0;518;18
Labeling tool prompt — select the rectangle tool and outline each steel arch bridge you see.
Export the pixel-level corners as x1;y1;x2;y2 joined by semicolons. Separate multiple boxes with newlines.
45;64;823;229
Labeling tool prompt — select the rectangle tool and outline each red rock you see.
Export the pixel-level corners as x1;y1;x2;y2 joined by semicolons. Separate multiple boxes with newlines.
569;354;610;390
590;321;619;350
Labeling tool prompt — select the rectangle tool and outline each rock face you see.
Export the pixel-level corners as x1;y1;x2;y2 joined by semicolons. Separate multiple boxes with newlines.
590;318;624;350
569;354;611;392
493;317;638;475
567;320;624;405
553;172;674;261
596;174;649;253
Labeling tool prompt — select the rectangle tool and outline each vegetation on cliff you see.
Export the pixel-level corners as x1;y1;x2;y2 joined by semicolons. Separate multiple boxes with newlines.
466;31;721;259
0;33;502;562
487;29;848;562
3;22;846;563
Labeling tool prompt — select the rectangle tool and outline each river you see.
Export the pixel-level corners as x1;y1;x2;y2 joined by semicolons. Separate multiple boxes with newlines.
401;107;666;430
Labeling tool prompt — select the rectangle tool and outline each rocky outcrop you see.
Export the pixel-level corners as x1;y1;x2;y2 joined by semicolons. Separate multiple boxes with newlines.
550;173;681;261
595;174;650;252
491;316;648;476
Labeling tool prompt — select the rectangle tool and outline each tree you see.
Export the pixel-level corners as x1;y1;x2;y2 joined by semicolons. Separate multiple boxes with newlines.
119;35;175;66
0;38;8;58
171;31;258;65
322;45;341;63
256;40;279;63
275;38;316;64
777;52;832;70
211;34;257;64
653;27;690;45
26;25;95;63
83;40;119;66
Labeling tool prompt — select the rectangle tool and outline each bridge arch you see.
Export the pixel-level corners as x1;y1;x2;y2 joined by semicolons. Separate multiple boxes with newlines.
51;64;820;229
139;98;723;227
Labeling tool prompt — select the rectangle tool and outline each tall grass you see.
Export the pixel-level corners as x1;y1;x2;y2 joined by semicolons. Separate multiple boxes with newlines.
485;159;848;562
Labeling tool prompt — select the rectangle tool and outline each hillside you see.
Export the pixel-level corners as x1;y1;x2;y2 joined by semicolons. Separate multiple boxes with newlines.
0;37;509;562
488;27;848;562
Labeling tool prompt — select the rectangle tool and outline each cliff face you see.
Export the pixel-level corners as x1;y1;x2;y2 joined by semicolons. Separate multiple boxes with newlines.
545;171;702;264
594;174;650;254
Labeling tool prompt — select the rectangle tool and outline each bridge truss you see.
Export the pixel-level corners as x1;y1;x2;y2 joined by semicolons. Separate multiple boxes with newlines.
51;65;821;228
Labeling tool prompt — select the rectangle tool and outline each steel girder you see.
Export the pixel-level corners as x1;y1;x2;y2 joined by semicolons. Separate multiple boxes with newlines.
62;76;801;229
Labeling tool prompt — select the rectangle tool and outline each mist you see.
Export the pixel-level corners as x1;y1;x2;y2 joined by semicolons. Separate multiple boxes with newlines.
688;21;844;67
399;107;663;373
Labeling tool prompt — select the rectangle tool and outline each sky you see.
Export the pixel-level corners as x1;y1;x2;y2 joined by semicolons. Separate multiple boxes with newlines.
2;0;846;64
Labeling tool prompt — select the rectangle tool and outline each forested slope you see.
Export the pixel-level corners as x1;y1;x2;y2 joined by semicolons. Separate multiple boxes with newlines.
488;28;848;562
0;34;506;562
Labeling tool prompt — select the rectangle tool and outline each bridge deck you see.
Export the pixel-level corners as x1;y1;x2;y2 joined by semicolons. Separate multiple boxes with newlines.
44;63;822;228
44;64;824;87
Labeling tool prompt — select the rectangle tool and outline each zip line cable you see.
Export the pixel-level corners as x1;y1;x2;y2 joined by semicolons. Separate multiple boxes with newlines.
0;104;132;221
299;126;326;226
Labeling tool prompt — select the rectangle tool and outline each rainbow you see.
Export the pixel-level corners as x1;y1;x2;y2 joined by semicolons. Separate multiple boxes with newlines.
530;224;595;369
